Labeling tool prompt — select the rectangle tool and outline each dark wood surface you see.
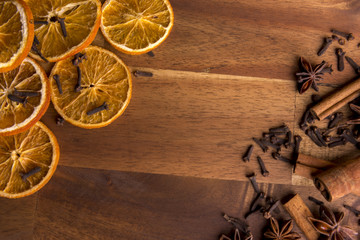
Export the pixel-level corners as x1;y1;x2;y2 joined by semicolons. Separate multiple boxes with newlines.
1;0;360;239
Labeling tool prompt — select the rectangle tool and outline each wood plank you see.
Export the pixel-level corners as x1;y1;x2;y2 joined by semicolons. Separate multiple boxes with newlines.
41;69;296;184
0;194;38;239
32;167;360;240
40;0;360;85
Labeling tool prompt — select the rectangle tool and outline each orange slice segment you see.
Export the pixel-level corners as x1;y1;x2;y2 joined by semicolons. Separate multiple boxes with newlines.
24;0;101;62
0;0;34;72
0;57;50;136
0;121;59;198
101;0;174;54
50;45;132;129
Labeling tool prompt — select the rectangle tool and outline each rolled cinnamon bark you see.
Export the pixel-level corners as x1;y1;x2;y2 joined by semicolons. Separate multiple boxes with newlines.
311;76;360;120
314;156;360;202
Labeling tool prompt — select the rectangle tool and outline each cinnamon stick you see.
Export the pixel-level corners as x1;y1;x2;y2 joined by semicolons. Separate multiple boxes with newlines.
314;156;360;202
283;194;320;240
311;76;360;120
294;154;336;179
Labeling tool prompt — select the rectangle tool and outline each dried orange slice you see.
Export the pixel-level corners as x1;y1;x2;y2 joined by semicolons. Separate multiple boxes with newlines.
24;0;101;62
0;0;34;72
0;57;50;136
101;0;174;54
50;45;132;129
0;121;59;198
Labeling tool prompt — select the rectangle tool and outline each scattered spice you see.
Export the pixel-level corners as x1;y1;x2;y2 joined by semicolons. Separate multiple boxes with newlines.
308;196;324;205
308;205;357;240
345;56;360;74
242;145;253;162
296;57;328;94
222;214;253;240
87;102;109;116
331;29;354;41
75;66;82;92
343;204;360;217
247;174;260;194
53;74;63;94
264;217;300;240
133;70;153;77
56;116;64;126
20;167;41;182
58;17;67;37
338;38;346;45
31;39;48;62
7;94;27;106
336;48;345;72
146;51;155;57
263;200;280;219
13;88;40;97
257;156;269;177
317;37;333;56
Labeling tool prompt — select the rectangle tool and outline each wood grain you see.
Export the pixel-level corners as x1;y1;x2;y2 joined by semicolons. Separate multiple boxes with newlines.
0;194;38;239
100;0;360;85
32;167;359;240
41;69;296;184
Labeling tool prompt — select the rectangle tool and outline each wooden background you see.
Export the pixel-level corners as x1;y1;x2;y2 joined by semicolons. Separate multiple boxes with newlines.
2;0;360;239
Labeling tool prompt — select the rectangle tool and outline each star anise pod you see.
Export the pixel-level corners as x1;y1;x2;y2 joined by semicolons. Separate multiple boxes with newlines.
296;57;328;94
347;103;360;125
220;228;241;240
308;205;358;240
264;217;300;240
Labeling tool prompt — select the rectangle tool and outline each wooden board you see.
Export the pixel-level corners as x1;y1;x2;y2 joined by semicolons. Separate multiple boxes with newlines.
2;0;360;239
41;70;296;184
31;167;359;240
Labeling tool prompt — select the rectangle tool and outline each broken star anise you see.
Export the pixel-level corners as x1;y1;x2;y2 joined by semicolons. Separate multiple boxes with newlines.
308;205;358;240
220;228;241;240
264;217;300;240
296;57;329;94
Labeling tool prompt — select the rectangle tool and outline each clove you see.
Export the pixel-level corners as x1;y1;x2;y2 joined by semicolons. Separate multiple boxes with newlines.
328;112;343;129
242;145;253;162
20;167;41;181
56;116;64;126
247;174;260;194
284;131;292;148
263;200;280;219
133;70;153;77
72;53;87;66
331;29;354;41
336;48;345;72
75;66;82;92
252;138;268;153
328;138;347;148
272;152;292;164
305;128;324;147
345;56;360;74
269;124;290;134
312;126;327;146
87;102;109;116
14;88;40;97
338;38;346;45
53;74;63;94
343;204;360;217
317;37;333;56
257;156;269;177
292;135;302;171
308;196;324;205
57;17;67;37
249;192;265;212
8;94;27;106
31;40;48;62
146;51;155;57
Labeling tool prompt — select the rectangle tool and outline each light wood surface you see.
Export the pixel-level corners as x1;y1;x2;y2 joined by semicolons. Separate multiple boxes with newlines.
1;0;360;239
